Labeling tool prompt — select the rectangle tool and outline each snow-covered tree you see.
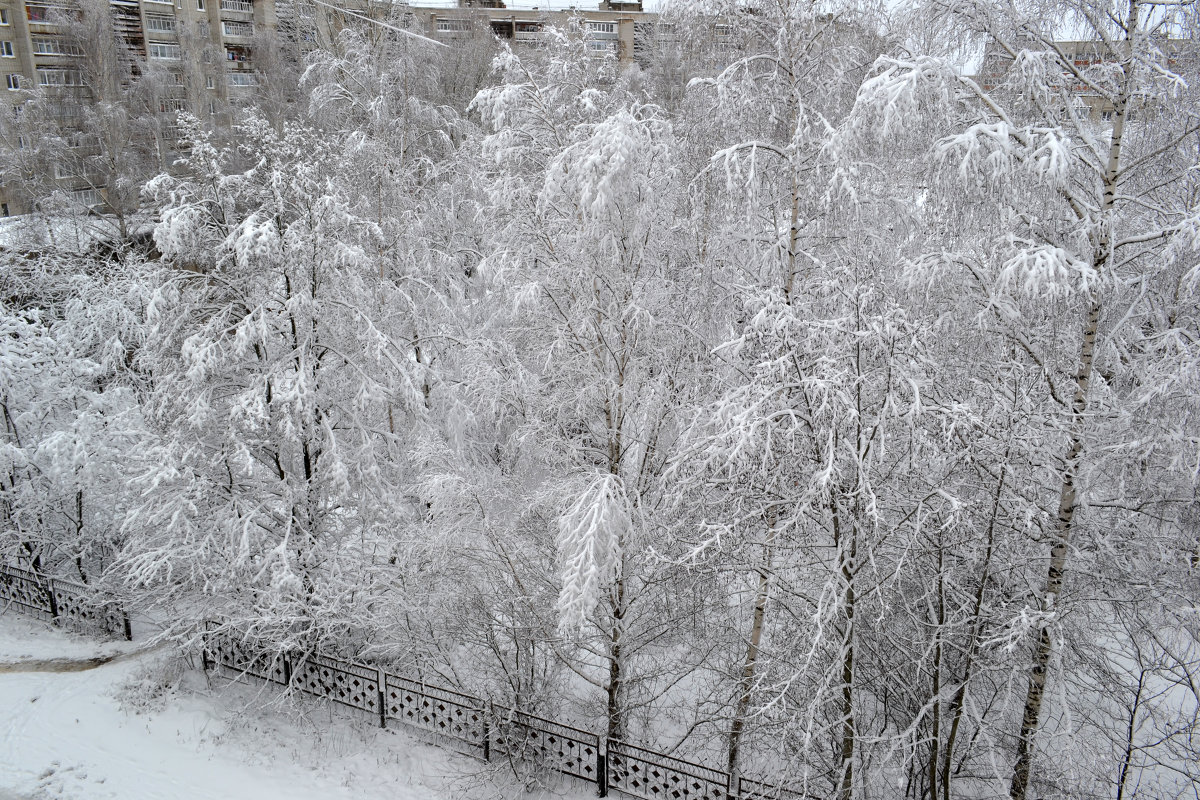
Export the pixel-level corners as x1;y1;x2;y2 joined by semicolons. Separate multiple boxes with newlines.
124;114;426;656
849;0;1200;795
462;33;725;742
0;247;154;585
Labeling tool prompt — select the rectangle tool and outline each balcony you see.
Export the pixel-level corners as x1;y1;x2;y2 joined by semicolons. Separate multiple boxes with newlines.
220;0;254;15
225;45;253;69
25;4;73;31
221;20;254;37
513;21;542;42
227;72;257;88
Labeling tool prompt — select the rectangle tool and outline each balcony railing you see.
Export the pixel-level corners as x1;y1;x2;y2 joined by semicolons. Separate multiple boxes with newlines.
220;0;253;12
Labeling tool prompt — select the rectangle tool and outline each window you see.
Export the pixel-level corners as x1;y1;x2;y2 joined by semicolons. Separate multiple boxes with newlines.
226;72;255;86
66;131;97;148
37;67;83;85
1;203;8;217
221;20;252;36
72;188;103;207
586;21;616;34
144;0;173;5
5;73;19;90
513;21;543;43
148;42;181;59
208;100;215;114
0;9;8;25
196;0;205;10
144;14;175;33
32;37;81;55
435;18;468;32
0;41;12;57
206;75;214;89
27;4;72;23
159;98;187;113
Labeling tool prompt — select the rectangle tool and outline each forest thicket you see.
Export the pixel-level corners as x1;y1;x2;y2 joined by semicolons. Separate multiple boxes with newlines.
2;0;1199;798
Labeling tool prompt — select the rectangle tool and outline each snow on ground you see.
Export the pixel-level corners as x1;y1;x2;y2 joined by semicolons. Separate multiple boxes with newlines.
0;616;140;668
0;613;592;800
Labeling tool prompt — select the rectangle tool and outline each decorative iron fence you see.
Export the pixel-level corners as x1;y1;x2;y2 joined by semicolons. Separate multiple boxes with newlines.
0;563;131;640
608;739;729;800
2;576;806;799
201;619;804;800
491;705;601;785
383;672;487;751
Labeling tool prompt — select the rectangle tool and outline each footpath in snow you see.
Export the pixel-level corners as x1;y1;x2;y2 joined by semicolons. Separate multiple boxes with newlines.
0;614;590;800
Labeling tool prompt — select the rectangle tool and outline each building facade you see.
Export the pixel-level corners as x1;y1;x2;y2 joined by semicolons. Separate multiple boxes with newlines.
0;0;277;214
0;0;698;216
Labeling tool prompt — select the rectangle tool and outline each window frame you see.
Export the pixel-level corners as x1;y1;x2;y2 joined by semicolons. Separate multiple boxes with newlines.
32;36;82;55
144;14;176;33
221;19;252;36
148;42;182;60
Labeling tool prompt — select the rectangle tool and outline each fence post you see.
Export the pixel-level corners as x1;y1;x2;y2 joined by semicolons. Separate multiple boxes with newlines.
729;771;739;800
283;653;293;686
378;669;387;730
122;612;132;641
200;621;211;672
481;700;491;761
597;739;608;798
45;579;59;621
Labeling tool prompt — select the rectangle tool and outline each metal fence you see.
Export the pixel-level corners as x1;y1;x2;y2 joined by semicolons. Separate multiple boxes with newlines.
201;620;804;800
1;569;804;799
0;563;131;640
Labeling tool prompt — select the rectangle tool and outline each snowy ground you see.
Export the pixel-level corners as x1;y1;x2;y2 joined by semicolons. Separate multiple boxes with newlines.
0;613;592;800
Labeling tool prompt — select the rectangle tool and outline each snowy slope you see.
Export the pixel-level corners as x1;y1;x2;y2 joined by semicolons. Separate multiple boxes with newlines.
0;615;591;800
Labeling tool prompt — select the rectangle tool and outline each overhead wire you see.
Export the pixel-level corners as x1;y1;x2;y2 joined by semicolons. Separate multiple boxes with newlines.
305;0;451;47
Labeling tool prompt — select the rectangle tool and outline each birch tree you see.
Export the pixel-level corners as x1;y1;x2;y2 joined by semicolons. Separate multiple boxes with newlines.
124;114;425;656
854;0;1200;795
467;33;722;741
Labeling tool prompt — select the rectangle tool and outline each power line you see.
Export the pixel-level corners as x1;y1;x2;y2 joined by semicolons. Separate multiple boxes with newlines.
306;0;451;47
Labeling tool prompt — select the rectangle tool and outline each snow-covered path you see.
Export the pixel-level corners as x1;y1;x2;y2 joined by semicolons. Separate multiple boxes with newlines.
0;614;588;800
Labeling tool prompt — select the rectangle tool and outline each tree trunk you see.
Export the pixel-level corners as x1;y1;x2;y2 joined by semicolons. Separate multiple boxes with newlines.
606;573;627;742
727;509;777;776
1008;6;1135;794
832;498;856;800
941;458;1007;800
1008;294;1102;800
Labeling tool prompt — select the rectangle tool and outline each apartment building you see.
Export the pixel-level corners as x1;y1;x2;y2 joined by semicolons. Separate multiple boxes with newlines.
0;0;683;216
3;0;277;109
0;0;276;214
975;36;1197;120
411;0;646;62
